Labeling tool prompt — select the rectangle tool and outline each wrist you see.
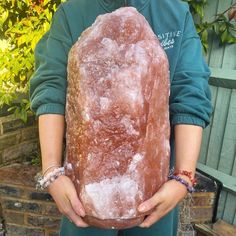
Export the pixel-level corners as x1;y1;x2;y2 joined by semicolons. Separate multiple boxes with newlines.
173;168;197;187
37;166;65;190
43;164;62;176
168;175;195;193
168;168;196;193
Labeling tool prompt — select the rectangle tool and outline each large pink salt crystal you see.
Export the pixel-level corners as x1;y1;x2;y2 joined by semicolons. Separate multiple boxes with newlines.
65;7;170;229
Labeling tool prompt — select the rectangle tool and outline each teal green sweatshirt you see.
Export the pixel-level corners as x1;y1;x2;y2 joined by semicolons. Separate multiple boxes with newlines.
30;0;212;128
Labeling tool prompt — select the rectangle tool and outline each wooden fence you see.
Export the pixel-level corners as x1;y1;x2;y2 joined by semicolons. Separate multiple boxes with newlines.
198;0;236;226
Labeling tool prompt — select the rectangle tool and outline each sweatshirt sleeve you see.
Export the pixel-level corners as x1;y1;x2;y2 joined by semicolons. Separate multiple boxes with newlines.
29;5;72;116
169;10;212;128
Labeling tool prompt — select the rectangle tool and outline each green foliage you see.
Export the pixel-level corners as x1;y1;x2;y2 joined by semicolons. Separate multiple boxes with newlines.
184;0;236;52
31;151;41;166
0;0;64;121
0;0;236;122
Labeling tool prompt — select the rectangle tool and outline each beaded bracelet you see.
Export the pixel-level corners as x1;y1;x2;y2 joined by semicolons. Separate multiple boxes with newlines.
173;170;197;187
43;164;61;176
36;167;65;190
168;174;195;193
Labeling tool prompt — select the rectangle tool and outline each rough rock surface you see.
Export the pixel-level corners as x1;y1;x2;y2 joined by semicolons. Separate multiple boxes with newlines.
65;7;170;229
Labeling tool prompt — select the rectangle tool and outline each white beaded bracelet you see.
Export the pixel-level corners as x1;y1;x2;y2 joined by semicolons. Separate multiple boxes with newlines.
36;167;65;190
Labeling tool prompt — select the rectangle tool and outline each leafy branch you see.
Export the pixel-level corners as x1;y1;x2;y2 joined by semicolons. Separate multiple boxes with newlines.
184;0;236;52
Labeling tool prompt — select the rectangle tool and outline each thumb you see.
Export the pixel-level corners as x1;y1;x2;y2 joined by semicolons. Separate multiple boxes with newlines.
138;192;162;213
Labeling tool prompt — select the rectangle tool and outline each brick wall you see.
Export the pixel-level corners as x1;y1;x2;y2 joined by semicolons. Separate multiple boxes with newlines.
0;163;61;236
0;114;39;166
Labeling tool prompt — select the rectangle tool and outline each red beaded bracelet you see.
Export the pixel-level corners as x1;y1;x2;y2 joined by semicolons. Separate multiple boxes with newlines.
173;170;197;186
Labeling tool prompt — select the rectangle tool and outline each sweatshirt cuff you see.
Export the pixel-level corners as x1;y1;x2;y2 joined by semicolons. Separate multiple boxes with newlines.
36;103;65;117
171;114;206;128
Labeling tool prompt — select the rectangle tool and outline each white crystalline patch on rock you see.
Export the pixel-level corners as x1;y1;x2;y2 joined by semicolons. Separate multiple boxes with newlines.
87;153;92;161
75;161;80;168
128;153;143;172
101;38;118;52
84;113;90;121
110;44;149;108
114;8;136;18
100;97;110;111
81;176;140;219
131;43;150;71
121;116;139;136
93;120;102;131
65;163;73;170
114;69;143;108
81;105;91;121
133;153;143;163
81;39;151;114
78;26;153;120
128;209;135;216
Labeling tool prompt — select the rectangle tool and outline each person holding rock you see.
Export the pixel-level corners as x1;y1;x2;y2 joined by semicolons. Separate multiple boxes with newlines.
30;0;212;235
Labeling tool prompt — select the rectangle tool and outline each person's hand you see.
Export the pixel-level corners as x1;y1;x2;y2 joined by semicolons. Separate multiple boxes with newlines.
48;175;89;227
138;179;188;228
